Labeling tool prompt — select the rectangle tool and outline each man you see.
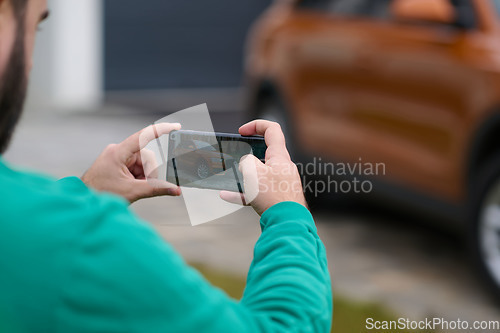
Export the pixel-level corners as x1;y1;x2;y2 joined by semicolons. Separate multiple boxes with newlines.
0;0;332;332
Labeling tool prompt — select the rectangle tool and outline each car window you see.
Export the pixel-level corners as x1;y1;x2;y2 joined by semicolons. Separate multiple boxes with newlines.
492;0;500;17
387;0;476;30
453;0;477;29
178;140;196;149
193;140;216;151
329;0;391;18
296;0;333;11
297;0;392;20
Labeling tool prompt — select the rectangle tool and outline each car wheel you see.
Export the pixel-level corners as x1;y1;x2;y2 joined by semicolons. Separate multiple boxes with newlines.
470;154;500;301
196;159;211;179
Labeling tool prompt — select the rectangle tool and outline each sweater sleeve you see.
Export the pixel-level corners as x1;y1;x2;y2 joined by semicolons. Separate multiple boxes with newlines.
55;201;332;333
241;202;332;332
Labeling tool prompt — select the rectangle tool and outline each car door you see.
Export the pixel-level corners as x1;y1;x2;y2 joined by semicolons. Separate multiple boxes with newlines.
284;0;387;159
333;0;480;201
175;140;199;173
287;0;478;201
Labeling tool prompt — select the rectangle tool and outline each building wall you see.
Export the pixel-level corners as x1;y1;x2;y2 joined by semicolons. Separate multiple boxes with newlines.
104;0;271;91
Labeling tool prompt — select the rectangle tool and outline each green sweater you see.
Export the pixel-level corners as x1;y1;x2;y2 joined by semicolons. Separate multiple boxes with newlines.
0;158;332;333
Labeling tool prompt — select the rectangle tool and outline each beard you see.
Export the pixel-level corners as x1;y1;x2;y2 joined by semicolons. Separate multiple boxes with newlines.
0;22;27;154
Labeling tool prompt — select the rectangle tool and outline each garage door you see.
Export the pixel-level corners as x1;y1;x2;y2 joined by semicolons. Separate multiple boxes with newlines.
104;0;271;91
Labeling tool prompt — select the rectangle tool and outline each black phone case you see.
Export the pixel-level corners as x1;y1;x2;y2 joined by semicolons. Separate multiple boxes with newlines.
166;130;266;192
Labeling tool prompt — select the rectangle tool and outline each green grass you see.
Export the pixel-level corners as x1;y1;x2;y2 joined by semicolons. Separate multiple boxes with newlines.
191;263;436;333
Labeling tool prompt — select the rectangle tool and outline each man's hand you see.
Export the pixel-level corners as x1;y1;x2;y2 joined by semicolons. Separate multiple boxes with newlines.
82;123;181;203
220;120;307;215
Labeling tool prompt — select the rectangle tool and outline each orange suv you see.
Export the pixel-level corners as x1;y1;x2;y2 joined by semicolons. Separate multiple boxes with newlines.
245;0;500;299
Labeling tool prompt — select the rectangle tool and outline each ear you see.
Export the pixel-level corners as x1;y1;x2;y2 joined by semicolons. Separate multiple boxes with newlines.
0;0;7;22
0;0;13;25
0;0;10;14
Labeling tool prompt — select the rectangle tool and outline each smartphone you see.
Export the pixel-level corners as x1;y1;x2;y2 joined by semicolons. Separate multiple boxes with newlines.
166;130;266;192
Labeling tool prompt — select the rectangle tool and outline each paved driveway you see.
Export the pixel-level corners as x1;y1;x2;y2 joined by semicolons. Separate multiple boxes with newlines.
5;108;500;326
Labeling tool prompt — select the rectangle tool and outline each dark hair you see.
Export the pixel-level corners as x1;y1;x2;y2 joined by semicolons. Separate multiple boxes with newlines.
10;0;29;19
0;0;29;153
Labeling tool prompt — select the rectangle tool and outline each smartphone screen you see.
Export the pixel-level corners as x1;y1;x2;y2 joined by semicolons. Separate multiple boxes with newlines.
166;130;266;192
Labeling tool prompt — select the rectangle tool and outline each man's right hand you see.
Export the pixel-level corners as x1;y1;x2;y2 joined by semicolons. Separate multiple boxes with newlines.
220;120;308;215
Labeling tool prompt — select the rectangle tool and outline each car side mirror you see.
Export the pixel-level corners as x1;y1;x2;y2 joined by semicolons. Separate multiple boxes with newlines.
391;0;456;25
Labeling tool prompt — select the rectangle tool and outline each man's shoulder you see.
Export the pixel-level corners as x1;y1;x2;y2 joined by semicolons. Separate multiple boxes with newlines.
0;159;154;284
0;161;172;332
0;160;133;235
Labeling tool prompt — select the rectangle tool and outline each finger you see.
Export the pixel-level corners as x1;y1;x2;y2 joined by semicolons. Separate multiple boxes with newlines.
121;123;181;156
219;191;247;206
239;154;264;172
239;120;289;160
239;120;285;146
147;179;181;195
140;148;159;179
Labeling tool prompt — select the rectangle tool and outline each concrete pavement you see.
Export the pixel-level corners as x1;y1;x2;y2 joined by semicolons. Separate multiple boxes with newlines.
4;106;500;329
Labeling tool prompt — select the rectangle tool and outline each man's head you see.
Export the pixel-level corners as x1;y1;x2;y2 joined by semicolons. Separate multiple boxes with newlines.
0;0;48;153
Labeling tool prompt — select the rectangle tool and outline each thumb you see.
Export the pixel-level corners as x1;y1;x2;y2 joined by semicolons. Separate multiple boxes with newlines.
238;154;262;204
130;179;181;202
220;191;247;205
